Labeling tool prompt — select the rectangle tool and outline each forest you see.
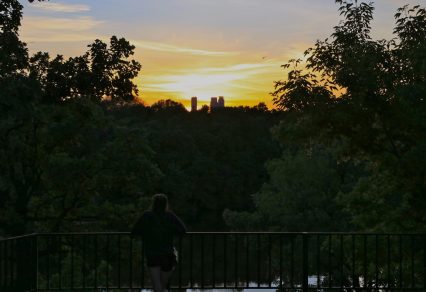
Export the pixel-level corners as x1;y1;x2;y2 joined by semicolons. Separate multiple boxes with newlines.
1;0;425;237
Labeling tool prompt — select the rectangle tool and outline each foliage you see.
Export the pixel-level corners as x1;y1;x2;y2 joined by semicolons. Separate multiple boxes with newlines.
233;0;426;232
107;103;283;230
2;0;425;236
0;0;154;235
28;37;141;103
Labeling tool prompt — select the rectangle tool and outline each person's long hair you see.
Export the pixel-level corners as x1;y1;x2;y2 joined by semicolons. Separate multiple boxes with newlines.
151;193;168;216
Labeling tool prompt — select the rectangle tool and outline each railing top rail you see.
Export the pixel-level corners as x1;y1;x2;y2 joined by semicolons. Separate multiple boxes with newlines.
1;231;424;238
0;232;38;242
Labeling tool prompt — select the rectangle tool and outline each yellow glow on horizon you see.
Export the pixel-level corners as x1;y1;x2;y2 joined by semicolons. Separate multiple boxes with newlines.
20;12;310;109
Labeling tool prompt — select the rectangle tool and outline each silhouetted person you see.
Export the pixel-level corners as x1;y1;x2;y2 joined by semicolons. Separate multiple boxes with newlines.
131;194;186;292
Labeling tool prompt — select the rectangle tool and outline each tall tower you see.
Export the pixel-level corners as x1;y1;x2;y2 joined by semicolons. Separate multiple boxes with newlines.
210;97;218;109
218;96;225;107
191;96;197;112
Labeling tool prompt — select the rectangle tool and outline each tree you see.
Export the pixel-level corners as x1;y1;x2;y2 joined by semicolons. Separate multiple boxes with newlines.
228;1;426;232
0;0;152;235
0;0;28;77
224;148;351;231
150;99;187;113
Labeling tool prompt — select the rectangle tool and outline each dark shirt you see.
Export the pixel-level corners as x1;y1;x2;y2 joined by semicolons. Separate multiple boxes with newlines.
131;210;186;256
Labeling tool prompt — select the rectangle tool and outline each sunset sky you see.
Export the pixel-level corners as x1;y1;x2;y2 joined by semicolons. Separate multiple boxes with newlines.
19;0;424;109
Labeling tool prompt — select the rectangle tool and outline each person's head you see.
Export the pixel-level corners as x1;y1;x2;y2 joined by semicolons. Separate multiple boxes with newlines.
151;193;168;215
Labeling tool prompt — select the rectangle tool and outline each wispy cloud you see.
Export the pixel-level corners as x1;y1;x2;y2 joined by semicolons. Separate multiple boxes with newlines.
21;16;103;43
32;2;90;13
23;16;103;31
142;62;278;99
132;40;237;56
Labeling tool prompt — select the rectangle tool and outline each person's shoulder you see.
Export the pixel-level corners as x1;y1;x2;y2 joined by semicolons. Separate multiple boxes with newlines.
144;210;154;215
165;211;184;223
141;210;154;219
165;210;177;218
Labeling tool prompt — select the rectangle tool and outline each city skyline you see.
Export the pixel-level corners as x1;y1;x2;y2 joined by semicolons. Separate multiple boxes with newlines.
18;0;424;108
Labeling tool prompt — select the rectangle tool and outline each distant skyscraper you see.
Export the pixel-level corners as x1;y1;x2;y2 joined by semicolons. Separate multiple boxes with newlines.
218;96;225;107
210;97;218;109
191;97;197;112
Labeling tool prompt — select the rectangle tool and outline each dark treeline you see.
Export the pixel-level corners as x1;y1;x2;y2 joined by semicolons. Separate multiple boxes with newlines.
105;102;283;231
1;0;425;237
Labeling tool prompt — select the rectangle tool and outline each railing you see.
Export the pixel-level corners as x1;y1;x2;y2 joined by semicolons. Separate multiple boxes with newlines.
0;232;425;291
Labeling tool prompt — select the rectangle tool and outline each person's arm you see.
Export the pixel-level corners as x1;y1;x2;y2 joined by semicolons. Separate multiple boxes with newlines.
131;213;148;237
168;212;187;236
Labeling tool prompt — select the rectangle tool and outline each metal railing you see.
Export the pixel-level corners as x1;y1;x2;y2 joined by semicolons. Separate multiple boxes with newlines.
0;232;425;291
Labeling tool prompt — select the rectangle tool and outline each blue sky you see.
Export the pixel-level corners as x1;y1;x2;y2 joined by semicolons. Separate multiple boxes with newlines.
19;0;425;107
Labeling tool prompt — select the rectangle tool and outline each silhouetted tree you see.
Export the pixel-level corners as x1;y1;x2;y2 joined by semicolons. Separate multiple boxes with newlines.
228;1;426;232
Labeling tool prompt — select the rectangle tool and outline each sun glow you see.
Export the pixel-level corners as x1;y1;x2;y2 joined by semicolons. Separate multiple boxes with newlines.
23;0;381;109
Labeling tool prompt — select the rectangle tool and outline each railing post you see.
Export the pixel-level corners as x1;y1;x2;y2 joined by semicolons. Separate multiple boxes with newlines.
302;233;309;292
32;235;38;292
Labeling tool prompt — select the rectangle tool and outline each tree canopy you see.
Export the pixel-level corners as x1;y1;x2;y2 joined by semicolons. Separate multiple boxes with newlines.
1;0;425;236
225;0;426;232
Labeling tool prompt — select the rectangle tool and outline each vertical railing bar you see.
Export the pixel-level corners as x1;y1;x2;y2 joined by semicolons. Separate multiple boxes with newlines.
1;241;4;289
246;234;249;289
201;234;204;289
235;234;238;289
11;240;14;290
178;236;182;289
190;233;193;288
212;234;215;289
411;235;415;288
224;234;227;288
317;234;321;289
5;240;8;290
279;235;283;289
0;241;2;288
352;234;355;289
363;235;367;289
7;240;10;290
130;236;133;289
16;239;22;292
5;240;8;289
302;234;309;292
57;236;62;290
11;239;16;290
27;237;32;291
291;235;294;289
94;234;98;289
71;234;74;289
6;240;9;290
118;234;121;288
9;240;12;289
423;234;426;291
46;236;50;290
387;235;391;289
106;234;109;290
268;234;272;288
399;235;403;288
25;238;30;291
36;235;39;291
82;235;86;288
0;241;3;288
141;239;145;289
14;239;18;290
257;233;260;288
340;235;343;289
375;234;378;289
328;235;332;288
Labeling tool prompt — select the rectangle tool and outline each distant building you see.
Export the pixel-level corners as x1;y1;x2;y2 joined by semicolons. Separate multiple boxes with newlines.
210;96;225;110
210;97;218;109
218;96;225;107
191;97;197;112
